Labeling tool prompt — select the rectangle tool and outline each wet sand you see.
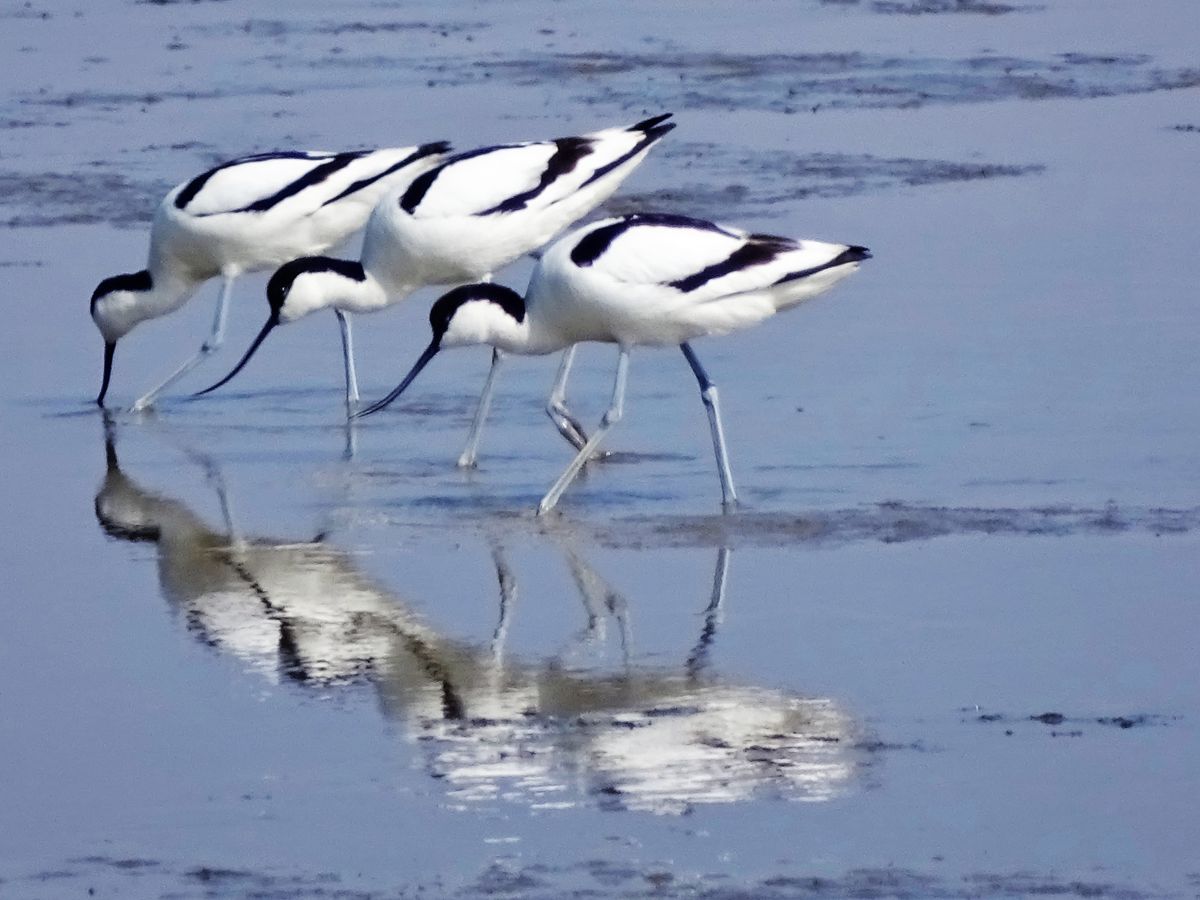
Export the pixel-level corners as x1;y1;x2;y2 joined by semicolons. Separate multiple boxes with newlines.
1;0;1198;897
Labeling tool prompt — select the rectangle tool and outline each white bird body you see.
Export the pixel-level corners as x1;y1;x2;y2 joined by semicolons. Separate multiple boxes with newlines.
91;143;450;407
357;212;870;513
197;115;676;425
156;148;450;279
517;214;867;351
361;125;676;296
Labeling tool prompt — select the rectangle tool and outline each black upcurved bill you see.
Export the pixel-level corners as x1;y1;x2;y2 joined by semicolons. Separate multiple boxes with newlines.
192;316;278;398
96;341;116;407
352;340;440;419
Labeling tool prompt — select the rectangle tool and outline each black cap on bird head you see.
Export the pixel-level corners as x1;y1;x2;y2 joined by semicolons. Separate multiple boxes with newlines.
192;256;364;399
91;270;152;406
353;283;524;420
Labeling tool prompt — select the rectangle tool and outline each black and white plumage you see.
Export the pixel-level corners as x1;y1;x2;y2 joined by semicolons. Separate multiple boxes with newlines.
355;212;871;513
195;115;675;431
91;142;451;409
96;441;860;811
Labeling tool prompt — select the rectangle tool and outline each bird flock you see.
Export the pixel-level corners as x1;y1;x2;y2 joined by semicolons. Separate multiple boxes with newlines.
90;113;870;514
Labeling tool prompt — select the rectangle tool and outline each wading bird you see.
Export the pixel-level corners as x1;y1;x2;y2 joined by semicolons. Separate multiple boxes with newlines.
354;212;870;514
91;142;451;410
195;114;675;456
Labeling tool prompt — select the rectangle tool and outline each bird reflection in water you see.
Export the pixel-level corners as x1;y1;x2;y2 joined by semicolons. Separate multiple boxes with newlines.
95;423;868;814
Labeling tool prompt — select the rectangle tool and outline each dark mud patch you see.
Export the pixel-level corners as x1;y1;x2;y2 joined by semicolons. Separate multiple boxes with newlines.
0;147;1040;233
0;169;171;228
185;16;487;40
241;17;487;38
70;855;160;870
418;50;1200;113
824;0;1038;14
575;502;1200;549
15;857;1160;898
604;144;1043;219
973;710;1179;735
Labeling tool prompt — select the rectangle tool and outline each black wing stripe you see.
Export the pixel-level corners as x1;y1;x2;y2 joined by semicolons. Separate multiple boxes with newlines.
670;239;792;293
319;141;450;209
579;119;675;188
478;137;595;215
772;246;871;285
570;213;730;268
399;143;506;214
174;151;330;211
226;151;370;215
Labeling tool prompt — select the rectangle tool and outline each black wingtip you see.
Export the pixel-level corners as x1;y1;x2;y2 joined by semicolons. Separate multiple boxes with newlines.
631;113;673;132
420;140;453;157
633;114;675;143
841;245;872;263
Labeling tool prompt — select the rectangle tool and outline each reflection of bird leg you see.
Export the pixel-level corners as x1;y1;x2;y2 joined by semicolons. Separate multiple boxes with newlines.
686;546;732;680
560;543;633;666
143;420;246;548
564;545;605;646
489;542;518;666
343;415;359;461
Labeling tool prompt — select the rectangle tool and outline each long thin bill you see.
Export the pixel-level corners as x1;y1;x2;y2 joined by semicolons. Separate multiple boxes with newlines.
96;341;116;407
192;317;277;398
353;341;440;419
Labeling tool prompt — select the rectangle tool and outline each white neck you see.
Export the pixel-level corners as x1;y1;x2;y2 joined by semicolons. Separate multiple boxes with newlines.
96;266;199;340
444;300;566;356
363;261;423;308
490;316;565;356
284;269;393;321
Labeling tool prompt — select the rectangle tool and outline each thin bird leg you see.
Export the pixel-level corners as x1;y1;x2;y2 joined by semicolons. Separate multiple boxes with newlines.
336;310;359;409
132;274;236;411
457;348;504;468
686;546;732;679
680;342;738;509
537;348;628;515
545;346;589;450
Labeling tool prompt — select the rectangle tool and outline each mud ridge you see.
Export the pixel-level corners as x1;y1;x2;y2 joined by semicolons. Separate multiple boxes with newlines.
578;502;1200;549
14;856;1160;899
412;50;1200;113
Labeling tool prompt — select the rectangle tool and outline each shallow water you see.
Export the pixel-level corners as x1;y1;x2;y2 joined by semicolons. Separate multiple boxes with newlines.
2;1;1199;897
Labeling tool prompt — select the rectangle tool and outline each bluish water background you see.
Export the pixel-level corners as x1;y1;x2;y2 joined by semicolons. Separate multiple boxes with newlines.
1;1;1198;896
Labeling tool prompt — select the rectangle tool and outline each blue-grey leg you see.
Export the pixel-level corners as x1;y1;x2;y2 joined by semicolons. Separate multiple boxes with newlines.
538;348;629;515
546;346;612;460
132;273;236;411
335;310;359;409
680;342;738;509
457;348;504;468
545;346;588;450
